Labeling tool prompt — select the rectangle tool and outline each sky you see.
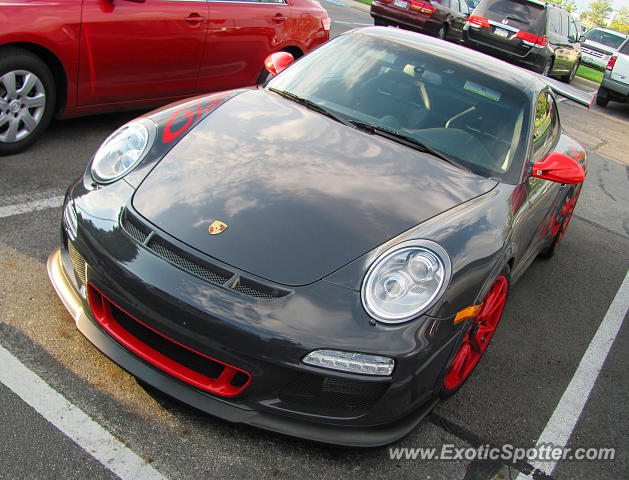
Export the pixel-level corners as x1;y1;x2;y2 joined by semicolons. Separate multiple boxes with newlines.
573;0;629;15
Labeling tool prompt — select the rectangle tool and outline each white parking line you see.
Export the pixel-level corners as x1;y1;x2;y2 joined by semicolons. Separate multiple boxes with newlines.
0;344;169;480
516;269;629;479
0;196;64;219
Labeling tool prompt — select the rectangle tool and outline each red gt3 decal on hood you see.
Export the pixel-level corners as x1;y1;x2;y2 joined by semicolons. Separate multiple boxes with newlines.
163;93;231;143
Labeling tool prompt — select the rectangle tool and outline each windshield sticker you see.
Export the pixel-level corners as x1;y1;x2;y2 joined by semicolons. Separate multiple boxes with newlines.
464;81;502;101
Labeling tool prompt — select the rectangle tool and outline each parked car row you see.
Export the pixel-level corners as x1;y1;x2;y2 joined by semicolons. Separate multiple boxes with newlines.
370;0;628;90
0;0;330;155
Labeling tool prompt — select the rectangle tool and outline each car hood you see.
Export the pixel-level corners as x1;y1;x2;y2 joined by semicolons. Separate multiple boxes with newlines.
132;89;497;286
581;39;616;54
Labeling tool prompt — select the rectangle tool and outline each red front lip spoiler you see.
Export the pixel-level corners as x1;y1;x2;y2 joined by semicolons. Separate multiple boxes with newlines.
87;284;251;397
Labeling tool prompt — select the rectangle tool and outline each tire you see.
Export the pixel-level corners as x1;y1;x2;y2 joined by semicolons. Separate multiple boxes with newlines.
539;185;581;259
595;87;610;107
561;58;579;84
0;48;55;155
441;268;510;398
540;58;553;77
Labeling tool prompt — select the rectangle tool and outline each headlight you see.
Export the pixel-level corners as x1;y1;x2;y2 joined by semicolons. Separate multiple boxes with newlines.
91;120;155;184
361;240;451;324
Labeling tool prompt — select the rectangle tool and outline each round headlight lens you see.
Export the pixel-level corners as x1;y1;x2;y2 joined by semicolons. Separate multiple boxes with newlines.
361;241;451;323
91;121;154;183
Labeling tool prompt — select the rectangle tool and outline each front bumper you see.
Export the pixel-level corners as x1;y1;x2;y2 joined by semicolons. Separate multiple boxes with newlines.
50;248;443;446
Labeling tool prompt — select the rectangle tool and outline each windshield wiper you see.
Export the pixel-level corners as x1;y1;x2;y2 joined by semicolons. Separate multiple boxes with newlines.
349;120;472;173
269;88;354;128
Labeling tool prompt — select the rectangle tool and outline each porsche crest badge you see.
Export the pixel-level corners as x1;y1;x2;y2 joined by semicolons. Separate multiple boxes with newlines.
209;220;227;235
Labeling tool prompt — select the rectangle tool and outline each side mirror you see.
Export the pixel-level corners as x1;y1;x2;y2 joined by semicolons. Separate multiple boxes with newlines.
531;152;585;184
264;52;294;77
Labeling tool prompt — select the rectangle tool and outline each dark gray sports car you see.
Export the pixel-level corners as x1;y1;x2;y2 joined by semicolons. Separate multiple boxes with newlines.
48;27;587;446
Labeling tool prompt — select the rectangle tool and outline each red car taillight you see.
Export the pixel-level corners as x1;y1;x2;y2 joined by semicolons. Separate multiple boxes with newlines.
516;30;547;47
467;15;490;28
321;17;330;31
607;55;617;71
410;1;436;14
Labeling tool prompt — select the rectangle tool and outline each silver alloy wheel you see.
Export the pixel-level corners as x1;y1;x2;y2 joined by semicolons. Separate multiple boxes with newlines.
0;69;46;144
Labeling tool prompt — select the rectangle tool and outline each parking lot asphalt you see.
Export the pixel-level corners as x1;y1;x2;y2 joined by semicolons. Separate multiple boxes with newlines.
1;4;628;479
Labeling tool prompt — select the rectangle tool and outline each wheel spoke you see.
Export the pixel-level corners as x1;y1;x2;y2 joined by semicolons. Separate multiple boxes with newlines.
0;98;8;110
17;73;38;96
1;71;17;99
19;110;38;132
2;116;19;142
0;113;9;129
22;93;45;108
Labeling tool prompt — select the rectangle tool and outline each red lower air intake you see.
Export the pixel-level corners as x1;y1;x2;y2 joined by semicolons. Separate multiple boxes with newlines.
87;284;250;397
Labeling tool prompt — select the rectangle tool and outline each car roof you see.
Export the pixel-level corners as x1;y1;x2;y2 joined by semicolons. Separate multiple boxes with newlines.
354;27;543;94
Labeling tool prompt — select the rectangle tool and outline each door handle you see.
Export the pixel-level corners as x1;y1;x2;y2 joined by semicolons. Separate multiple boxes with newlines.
185;13;205;25
273;14;288;22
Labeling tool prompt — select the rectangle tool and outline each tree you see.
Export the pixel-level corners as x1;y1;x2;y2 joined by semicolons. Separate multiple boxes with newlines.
580;0;614;27
552;0;577;13
610;7;629;34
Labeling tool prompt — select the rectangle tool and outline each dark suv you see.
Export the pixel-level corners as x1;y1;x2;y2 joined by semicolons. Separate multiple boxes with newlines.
463;0;581;83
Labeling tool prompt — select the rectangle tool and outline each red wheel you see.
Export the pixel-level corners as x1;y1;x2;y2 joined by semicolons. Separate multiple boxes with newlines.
540;185;581;258
443;275;508;393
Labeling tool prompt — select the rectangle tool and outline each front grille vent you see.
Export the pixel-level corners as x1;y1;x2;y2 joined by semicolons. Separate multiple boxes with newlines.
121;209;290;300
147;236;232;286
68;242;87;286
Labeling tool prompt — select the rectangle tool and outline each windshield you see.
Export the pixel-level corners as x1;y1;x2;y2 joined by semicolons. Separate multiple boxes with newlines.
582;29;626;49
268;34;531;182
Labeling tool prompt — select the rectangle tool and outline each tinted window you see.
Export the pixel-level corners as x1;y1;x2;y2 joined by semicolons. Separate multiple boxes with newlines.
549;11;561;34
474;0;547;35
582;29;627;49
269;33;531;181
568;17;577;40
621;40;629;55
560;12;569;37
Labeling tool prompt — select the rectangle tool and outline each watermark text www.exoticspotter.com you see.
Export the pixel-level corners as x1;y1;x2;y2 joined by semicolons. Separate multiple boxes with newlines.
388;444;615;463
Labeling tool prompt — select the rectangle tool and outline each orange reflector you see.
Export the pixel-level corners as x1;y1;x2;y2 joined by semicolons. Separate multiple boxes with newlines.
454;305;481;324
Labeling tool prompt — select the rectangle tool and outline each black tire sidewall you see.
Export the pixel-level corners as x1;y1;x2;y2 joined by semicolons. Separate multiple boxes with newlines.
0;48;56;155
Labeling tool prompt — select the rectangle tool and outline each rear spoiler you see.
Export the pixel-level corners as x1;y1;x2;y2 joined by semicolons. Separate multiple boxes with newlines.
539;75;595;109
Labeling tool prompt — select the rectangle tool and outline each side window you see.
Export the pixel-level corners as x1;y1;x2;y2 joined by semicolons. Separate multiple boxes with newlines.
568;17;577;41
532;91;560;163
549;11;561;35
621;40;629;55
560;13;569;37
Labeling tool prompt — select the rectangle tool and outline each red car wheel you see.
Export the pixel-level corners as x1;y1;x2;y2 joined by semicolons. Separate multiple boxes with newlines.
443;274;508;393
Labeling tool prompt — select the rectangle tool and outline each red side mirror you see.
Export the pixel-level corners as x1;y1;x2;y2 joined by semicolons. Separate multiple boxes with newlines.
531;152;585;184
264;52;294;77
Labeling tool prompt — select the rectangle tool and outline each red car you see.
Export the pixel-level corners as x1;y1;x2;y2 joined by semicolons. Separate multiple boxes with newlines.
0;0;330;155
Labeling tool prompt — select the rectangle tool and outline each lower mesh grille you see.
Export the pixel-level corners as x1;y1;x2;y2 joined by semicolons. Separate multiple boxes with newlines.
279;372;388;415
68;242;87;286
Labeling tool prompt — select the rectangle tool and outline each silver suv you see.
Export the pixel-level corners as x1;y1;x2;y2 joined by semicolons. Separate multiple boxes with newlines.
580;27;627;71
596;38;629;107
